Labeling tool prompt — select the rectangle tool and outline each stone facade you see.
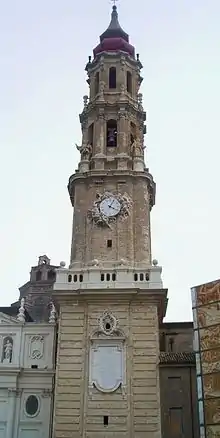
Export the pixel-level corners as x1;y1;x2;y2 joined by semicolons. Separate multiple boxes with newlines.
53;294;164;438
52;6;169;438
0;306;56;438
192;279;220;438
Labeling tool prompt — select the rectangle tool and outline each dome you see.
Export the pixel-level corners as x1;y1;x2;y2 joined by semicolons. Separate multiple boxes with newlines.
93;6;135;58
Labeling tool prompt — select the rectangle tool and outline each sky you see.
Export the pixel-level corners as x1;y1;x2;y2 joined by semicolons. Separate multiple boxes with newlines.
0;0;220;321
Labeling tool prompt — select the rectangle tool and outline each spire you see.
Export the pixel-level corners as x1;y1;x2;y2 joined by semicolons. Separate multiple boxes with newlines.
100;5;129;43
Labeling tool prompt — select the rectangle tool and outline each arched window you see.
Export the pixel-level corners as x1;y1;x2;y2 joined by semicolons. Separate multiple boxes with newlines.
68;274;72;283
88;123;94;147
107;120;117;147
109;67;116;89
36;270;42;281
48;270;56;281
95;72;99;95
127;71;132;94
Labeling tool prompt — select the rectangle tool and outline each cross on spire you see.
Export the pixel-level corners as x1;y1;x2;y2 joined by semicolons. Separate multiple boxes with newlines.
111;0;119;5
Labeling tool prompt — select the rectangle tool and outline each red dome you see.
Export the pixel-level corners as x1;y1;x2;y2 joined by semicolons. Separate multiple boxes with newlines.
94;37;135;58
93;6;135;59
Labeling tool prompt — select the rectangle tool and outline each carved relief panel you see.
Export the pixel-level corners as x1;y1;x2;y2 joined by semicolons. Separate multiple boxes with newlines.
29;336;44;361
22;327;55;369
89;311;126;395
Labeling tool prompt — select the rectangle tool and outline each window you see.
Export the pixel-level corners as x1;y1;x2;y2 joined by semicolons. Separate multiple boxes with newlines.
48;270;56;280
168;337;174;352
104;416;109;426
112;273;116;281
134;273;138;281
95;72;99;95
73;274;77;282
127;71;132;93
107;120;117;147
106;273;110;281
79;274;83;282
107;240;112;248
68;274;72;283
101;273;105;281
109;67;116;89
88;123;94;147
140;273;144;281
25;395;39;417
36;270;42;281
145;272;149;281
130;122;136;148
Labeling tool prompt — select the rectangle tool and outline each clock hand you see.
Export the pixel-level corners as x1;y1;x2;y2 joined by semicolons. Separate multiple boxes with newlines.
109;199;115;208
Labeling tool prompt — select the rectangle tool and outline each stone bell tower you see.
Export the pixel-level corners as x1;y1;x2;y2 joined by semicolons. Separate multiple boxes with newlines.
53;6;167;438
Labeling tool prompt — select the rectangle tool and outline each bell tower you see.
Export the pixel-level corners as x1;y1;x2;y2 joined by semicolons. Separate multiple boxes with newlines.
53;6;167;438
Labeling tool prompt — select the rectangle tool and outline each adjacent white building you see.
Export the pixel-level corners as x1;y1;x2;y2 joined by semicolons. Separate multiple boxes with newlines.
0;302;56;438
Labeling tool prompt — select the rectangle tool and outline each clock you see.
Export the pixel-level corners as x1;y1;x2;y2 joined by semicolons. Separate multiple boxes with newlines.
99;196;121;218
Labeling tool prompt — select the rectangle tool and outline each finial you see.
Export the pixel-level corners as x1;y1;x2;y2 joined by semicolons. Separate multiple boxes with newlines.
83;95;89;108
17;298;26;323
111;0;119;6
49;302;56;324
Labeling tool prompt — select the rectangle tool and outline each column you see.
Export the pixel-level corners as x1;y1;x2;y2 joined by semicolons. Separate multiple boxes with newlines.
7;388;20;438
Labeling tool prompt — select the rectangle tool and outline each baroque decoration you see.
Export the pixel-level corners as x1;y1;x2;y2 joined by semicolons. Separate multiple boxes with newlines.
98;311;118;335
87;191;132;228
29;335;44;360
75;142;92;160
89;311;125;395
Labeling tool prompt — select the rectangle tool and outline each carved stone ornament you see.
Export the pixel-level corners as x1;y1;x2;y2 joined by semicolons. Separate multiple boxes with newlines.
29;336;44;360
87;191;132;229
75;142;92;160
99;311;118;335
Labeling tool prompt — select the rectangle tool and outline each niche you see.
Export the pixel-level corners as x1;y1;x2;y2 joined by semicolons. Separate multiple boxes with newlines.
107;120;117;147
109;67;116;89
2;336;13;363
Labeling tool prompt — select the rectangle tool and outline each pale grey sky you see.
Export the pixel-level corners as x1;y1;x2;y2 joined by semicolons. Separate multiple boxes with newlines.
0;0;219;321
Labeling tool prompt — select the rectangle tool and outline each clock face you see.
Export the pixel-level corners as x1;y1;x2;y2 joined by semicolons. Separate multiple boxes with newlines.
100;197;121;218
